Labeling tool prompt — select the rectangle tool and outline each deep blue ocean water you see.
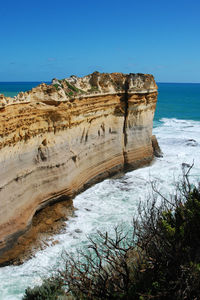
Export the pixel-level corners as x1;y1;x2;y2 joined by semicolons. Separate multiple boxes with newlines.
0;82;200;300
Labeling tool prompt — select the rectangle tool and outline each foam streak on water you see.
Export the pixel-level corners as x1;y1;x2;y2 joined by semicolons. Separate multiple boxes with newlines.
0;118;200;300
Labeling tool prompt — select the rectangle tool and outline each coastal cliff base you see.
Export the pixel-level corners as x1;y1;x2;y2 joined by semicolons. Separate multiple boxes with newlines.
0;198;74;266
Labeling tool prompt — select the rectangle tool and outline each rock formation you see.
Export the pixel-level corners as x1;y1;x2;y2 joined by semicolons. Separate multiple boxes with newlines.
0;72;158;263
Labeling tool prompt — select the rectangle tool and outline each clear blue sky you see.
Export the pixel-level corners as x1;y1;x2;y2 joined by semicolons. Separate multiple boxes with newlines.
0;0;200;82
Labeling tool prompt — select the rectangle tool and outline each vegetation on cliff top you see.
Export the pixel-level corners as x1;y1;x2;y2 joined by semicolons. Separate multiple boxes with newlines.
23;165;200;299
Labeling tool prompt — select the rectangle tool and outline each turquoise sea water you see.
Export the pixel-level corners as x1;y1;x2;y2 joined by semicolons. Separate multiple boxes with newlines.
0;82;200;300
155;83;200;122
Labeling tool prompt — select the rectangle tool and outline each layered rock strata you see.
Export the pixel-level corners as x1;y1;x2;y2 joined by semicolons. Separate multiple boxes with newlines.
0;72;158;262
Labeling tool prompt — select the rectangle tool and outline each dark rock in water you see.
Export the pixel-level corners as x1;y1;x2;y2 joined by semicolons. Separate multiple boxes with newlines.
152;135;163;157
75;229;82;234
186;139;198;146
182;163;191;168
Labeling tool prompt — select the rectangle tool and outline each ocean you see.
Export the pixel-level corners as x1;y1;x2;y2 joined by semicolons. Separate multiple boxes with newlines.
0;82;50;98
0;82;200;300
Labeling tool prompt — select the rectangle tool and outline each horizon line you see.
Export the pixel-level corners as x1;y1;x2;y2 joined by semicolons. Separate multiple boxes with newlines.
0;81;200;84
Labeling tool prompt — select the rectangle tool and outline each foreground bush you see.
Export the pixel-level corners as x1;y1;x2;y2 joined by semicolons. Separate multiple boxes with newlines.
23;167;200;299
22;277;64;300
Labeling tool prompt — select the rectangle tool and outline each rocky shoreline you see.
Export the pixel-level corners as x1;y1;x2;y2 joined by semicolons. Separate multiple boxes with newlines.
0;198;74;266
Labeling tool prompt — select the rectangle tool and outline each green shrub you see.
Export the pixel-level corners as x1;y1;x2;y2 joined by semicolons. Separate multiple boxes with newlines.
65;81;80;93
53;84;60;90
23;277;64;300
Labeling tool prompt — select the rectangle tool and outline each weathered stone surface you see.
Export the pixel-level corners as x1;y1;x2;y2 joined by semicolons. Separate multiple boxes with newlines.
0;72;158;263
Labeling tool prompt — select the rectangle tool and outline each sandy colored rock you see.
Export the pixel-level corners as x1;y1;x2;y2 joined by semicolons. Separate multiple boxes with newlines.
0;72;158;264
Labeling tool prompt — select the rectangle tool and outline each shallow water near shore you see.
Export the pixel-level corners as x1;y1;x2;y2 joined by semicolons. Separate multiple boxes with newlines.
0;83;200;299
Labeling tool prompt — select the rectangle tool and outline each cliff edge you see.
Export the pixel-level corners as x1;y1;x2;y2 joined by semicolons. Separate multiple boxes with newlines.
0;72;158;263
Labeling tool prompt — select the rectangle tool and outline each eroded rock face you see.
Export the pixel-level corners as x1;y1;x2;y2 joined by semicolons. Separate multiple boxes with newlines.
0;72;158;262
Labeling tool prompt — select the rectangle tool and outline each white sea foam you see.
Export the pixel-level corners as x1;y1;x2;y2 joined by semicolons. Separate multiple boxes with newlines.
0;118;200;300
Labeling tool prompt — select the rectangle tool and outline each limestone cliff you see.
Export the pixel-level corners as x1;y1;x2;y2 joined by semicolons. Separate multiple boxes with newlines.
0;72;158;262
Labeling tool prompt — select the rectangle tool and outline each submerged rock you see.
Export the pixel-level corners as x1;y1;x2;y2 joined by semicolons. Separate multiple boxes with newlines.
186;139;198;146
